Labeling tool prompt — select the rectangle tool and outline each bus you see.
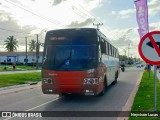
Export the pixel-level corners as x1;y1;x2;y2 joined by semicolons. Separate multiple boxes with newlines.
41;28;120;96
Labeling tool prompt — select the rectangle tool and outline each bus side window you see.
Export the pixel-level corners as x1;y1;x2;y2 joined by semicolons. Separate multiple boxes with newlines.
115;49;117;57
108;43;110;56
99;44;102;62
100;39;106;54
115;49;118;57
106;42;109;55
111;45;113;56
115;49;118;58
110;44;112;56
113;47;115;57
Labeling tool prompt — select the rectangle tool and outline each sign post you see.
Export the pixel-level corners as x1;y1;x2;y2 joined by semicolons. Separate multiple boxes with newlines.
138;31;160;112
154;65;157;111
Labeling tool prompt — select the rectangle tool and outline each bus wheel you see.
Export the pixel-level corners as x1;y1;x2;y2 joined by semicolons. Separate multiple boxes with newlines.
98;82;105;96
59;93;67;97
112;71;118;85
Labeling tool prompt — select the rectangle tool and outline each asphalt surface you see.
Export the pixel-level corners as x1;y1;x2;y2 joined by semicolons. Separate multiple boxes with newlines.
0;67;144;120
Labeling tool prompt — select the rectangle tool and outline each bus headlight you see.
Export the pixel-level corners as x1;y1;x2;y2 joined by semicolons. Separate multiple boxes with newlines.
42;78;53;84
83;78;99;85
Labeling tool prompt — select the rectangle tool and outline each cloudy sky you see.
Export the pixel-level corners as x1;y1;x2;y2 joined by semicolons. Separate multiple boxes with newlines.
0;0;160;58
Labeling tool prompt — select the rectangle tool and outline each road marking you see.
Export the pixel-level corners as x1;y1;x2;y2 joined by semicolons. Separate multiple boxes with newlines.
117;71;143;120
25;97;59;111
3;96;60;120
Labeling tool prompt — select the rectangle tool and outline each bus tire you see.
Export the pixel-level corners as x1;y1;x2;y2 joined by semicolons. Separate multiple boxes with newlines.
98;86;105;96
98;78;107;96
112;71;118;85
59;93;67;97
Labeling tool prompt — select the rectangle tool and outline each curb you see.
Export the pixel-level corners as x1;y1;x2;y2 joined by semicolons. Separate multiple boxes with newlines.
0;84;29;91
117;71;143;120
0;82;38;91
0;70;41;74
0;82;41;95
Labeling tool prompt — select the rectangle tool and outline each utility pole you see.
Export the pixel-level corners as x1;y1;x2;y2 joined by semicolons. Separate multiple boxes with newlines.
122;48;127;64
25;37;28;66
123;48;127;57
128;43;130;63
93;23;103;30
36;34;39;69
128;44;130;58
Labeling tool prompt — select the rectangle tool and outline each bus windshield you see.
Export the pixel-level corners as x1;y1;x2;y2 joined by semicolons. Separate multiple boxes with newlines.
42;45;98;70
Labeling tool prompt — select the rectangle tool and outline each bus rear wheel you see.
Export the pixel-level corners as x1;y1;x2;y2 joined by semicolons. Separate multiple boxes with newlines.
112;71;118;85
59;93;67;97
98;79;107;96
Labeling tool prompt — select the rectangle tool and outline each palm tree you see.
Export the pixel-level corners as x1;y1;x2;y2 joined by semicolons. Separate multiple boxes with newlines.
4;36;18;52
29;39;36;52
28;39;36;66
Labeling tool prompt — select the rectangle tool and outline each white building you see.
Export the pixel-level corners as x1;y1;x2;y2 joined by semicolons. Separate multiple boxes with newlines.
0;52;43;64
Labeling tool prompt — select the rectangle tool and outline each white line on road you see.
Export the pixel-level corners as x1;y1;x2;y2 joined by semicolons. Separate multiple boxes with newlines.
117;71;143;120
3;96;60;120
25;97;59;111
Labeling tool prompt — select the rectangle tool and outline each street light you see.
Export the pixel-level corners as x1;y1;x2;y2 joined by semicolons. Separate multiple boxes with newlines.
122;48;127;56
25;37;28;66
128;43;130;58
121;48;127;64
36;34;39;70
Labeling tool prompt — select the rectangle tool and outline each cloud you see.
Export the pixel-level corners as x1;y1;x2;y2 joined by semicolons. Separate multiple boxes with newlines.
148;0;160;16
66;18;95;27
119;9;134;15
52;0;66;6
0;15;37;45
110;0;160;20
110;9;135;19
112;35;134;47
108;28;140;57
110;21;160;56
0;12;9;22
109;27;139;47
149;22;160;31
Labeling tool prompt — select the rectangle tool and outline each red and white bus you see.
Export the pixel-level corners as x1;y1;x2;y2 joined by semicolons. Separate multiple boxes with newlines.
41;28;120;96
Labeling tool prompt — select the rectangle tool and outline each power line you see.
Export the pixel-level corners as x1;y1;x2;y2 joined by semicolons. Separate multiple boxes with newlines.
72;1;117;40
73;1;103;24
72;5;92;19
71;4;115;42
0;27;30;34
4;0;62;25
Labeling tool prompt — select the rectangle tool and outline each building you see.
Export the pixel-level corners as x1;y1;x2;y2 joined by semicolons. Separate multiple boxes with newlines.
0;52;43;65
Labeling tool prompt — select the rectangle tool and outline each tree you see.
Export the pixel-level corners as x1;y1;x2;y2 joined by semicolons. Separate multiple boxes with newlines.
28;39;36;66
29;39;36;52
4;36;18;52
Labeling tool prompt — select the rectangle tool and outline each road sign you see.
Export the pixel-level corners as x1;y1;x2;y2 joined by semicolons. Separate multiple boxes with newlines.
138;31;160;65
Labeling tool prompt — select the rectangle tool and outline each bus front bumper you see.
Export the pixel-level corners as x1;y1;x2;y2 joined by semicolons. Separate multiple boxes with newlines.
42;84;103;96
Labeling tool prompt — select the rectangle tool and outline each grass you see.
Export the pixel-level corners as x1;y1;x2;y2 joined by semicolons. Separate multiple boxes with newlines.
129;71;160;120
0;65;41;71
0;72;41;88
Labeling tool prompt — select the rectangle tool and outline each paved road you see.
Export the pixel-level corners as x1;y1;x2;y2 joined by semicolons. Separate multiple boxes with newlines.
0;67;143;120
